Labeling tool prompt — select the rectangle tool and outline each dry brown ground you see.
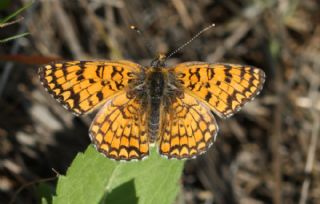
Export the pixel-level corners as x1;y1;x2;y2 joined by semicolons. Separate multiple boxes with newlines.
0;0;320;203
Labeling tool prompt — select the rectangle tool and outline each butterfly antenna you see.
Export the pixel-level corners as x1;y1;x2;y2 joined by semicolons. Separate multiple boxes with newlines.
166;23;216;59
130;25;154;58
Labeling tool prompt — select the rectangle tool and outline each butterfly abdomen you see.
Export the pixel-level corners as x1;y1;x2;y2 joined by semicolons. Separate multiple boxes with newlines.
147;69;165;143
148;100;161;143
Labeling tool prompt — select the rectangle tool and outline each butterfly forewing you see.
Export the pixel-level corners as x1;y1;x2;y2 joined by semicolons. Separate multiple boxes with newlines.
38;60;142;115
172;62;265;118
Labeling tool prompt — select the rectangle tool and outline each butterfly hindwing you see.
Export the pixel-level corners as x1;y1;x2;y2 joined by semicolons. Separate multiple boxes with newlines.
158;92;218;159
38;60;142;115
89;91;149;161
172;62;265;118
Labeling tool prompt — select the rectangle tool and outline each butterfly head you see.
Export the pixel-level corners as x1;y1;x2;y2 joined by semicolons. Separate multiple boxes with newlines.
151;53;167;68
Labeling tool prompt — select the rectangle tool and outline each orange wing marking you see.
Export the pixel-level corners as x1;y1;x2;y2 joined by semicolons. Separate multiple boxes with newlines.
89;91;149;161
38;60;142;115
172;62;265;118
158;93;218;159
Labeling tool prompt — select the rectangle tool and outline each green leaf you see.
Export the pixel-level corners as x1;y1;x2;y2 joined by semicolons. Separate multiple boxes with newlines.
41;198;49;204
36;183;54;204
53;145;184;204
0;0;33;24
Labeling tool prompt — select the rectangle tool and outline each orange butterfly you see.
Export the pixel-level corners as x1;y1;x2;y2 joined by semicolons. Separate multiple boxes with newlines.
38;53;265;161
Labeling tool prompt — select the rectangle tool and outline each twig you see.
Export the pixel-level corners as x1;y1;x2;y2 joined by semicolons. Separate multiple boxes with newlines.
0;5;35;97
0;32;29;43
9;168;60;204
299;65;320;204
51;1;87;59
78;0;122;59
172;0;194;30
0;16;24;28
272;75;283;204
208;20;252;62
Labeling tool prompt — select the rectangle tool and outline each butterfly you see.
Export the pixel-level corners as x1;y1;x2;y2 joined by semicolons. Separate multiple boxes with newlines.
38;54;265;161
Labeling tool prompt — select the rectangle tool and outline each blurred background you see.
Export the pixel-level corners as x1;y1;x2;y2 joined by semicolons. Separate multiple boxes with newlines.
0;0;320;203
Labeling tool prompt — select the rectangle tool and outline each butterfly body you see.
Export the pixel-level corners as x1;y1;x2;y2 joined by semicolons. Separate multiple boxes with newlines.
39;56;265;161
128;64;184;143
146;68;165;143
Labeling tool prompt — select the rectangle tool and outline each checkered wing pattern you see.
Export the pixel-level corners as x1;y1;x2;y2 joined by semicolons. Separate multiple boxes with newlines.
158;93;218;159
172;62;265;118
38;60;142;115
89;92;149;161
